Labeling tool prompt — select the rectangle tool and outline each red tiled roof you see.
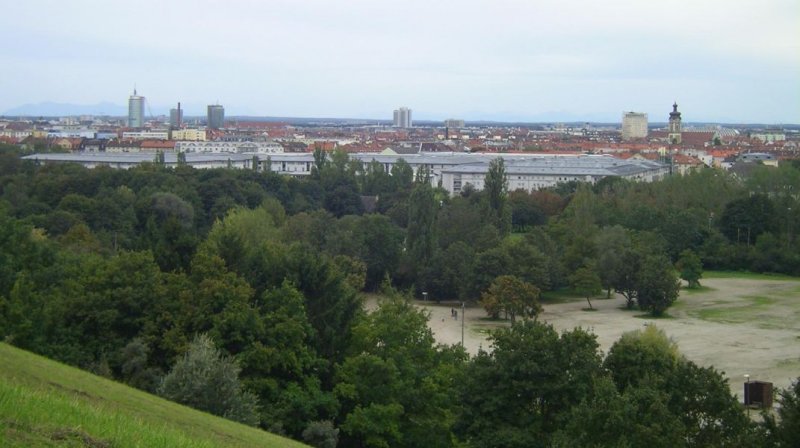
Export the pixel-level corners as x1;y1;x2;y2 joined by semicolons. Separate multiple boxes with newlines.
141;140;176;149
681;132;715;146
673;154;703;165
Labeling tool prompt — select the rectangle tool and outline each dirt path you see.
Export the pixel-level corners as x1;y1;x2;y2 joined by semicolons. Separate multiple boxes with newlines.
411;277;800;396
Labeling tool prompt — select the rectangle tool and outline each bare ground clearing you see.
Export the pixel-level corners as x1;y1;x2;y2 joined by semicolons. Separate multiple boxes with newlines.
394;276;800;397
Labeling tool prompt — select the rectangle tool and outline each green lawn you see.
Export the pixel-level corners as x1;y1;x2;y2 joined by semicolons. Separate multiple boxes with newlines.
541;288;604;304
0;343;307;448
681;285;717;295
689;295;781;325
703;270;800;281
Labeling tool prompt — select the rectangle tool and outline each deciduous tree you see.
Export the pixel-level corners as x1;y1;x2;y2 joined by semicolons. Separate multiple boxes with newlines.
676;249;703;288
569;266;602;310
636;255;681;316
480;275;542;322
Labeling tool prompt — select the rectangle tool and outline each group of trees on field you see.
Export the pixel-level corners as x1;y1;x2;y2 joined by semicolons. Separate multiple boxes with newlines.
1;142;800;446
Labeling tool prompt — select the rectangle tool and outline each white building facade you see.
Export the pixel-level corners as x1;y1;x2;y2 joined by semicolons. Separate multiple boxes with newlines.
175;140;284;154
621;112;648;140
393;107;412;128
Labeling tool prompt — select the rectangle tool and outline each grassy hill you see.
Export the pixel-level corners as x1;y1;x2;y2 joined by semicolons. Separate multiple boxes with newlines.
0;343;307;447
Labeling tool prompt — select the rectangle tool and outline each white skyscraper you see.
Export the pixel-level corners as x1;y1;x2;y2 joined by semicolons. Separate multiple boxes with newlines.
128;89;145;128
393;107;412;128
621;112;648;140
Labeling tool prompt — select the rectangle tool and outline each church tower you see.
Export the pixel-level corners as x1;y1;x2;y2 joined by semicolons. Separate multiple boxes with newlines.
668;102;682;144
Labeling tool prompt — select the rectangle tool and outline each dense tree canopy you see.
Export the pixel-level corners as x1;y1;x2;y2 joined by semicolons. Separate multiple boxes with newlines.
1;147;798;445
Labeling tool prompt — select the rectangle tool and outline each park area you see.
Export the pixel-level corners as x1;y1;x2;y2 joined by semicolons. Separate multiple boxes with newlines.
411;272;800;397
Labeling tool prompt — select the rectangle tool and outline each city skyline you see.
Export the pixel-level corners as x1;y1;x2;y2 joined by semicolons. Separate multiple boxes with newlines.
1;0;798;123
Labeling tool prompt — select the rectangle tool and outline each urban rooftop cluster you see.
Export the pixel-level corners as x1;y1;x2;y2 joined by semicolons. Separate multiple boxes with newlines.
2;90;798;195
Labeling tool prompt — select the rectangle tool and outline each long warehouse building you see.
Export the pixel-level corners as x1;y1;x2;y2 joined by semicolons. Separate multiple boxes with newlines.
22;152;669;194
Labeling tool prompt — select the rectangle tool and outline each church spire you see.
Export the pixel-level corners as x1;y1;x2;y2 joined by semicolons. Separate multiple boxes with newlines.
668;102;682;144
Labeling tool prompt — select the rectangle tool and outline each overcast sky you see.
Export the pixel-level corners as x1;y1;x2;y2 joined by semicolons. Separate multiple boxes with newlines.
1;0;798;123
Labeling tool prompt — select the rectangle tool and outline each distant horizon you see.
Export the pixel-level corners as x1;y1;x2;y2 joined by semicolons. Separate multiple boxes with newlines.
3;100;798;127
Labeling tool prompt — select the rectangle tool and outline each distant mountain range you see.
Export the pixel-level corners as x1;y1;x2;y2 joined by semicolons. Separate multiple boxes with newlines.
3;102;131;117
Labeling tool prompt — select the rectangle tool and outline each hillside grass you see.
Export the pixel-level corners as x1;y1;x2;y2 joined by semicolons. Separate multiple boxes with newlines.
0;343;307;448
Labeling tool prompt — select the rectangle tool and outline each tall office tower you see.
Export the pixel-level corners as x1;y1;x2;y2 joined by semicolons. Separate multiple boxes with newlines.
169;102;183;129
207;104;225;129
668;102;682;144
128;88;145;128
444;118;465;129
393;107;412;128
621;112;648;140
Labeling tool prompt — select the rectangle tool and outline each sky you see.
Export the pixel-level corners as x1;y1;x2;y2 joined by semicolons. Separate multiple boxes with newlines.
1;0;798;123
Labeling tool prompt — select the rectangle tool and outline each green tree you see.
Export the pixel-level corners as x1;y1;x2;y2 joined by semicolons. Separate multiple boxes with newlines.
509;189;546;231
595;225;632;298
333;254;367;291
667;360;754;447
311;147;327;179
605;325;680;392
158;333;259;426
457;321;603;447
720;194;776;245
676;249;703;288
118;338;162;393
142;192;197;272
279;244;363;369
636;255;681;316
302;420;340;448
426;241;475;300
569;266;602;310
335;297;465;448
359;214;404;290
763;378;800;448
390;158;414;191
406;179;438;282
604;326;754;446
480;275;541;322
613;246;641;309
436;196;484;250
238;281;334;436
361;160;392;195
553;376;684;448
484;158;511;234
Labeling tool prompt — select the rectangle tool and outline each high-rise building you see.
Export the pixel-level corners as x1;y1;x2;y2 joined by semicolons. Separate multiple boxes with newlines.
393;107;412;128
621;112;648;140
169;102;183;129
668;102;682;144
444;119;465;129
128;89;145;128
207;104;225;129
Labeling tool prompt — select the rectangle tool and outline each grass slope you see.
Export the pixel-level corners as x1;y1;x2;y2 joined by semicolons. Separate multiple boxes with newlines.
0;343;307;448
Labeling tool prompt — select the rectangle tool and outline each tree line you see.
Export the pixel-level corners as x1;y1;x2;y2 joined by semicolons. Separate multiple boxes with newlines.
1;143;799;446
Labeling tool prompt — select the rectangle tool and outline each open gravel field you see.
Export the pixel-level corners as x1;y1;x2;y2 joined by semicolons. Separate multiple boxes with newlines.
412;275;800;397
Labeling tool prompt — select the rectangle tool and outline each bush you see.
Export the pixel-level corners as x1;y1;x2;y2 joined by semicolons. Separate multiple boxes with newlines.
302;420;339;448
158;334;259;426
